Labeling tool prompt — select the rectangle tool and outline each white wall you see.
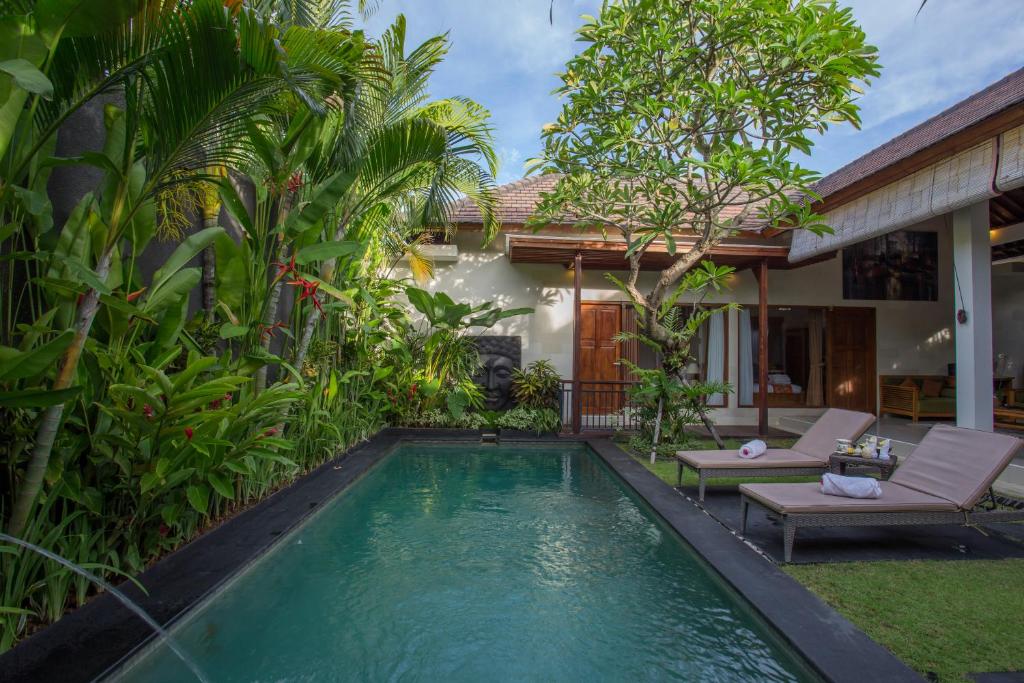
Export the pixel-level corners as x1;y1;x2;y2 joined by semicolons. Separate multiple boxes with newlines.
402;214;1017;423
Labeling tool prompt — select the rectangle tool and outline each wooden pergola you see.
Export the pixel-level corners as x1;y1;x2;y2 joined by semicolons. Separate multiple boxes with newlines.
506;233;794;435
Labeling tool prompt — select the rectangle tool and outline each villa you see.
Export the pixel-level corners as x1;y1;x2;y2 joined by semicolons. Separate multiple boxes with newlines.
417;68;1024;459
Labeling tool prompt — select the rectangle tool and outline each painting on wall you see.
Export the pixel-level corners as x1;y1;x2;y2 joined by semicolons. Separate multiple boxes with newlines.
842;230;939;301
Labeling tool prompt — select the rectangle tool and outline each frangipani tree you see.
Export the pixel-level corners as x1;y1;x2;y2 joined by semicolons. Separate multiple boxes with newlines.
529;0;879;450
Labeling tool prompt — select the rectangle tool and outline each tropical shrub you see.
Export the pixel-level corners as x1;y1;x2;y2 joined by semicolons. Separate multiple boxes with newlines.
510;360;561;410
0;0;505;652
496;406;561;435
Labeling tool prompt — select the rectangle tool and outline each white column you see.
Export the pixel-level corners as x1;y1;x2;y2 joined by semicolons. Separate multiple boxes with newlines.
952;201;993;431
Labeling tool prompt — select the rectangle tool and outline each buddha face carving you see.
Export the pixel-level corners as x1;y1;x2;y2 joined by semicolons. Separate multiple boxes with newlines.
472;336;521;411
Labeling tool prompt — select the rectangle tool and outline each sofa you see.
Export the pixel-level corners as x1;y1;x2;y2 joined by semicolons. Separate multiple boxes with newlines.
879;375;956;422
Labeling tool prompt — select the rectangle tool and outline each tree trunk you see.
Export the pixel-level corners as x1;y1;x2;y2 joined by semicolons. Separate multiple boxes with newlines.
7;248;113;536
650;395;663;465
254;243;287;393
201;216;217;323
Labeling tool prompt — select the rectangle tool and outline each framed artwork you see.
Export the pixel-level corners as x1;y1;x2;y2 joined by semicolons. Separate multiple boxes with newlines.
842;230;939;301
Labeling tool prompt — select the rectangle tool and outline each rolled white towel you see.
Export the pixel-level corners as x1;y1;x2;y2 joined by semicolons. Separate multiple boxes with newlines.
738;439;767;459
820;473;882;499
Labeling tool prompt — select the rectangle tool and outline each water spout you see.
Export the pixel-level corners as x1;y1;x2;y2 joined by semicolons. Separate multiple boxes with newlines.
0;532;210;683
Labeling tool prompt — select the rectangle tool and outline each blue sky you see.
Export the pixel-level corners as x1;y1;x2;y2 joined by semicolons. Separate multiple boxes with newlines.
364;1;1024;185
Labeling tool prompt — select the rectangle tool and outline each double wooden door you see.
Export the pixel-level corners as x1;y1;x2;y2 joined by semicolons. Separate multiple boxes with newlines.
826;307;877;414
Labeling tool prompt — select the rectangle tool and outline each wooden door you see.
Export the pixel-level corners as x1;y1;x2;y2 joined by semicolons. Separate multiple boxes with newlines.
826;307;877;413
579;303;622;414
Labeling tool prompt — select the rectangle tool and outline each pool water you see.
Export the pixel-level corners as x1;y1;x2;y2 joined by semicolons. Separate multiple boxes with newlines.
112;444;817;682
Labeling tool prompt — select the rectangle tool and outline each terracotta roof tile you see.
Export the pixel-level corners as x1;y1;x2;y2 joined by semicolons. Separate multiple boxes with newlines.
451;174;773;231
814;67;1024;201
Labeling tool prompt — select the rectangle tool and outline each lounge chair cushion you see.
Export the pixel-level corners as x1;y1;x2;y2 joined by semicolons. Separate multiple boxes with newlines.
792;408;876;462
890;425;1023;509
676;448;824;470
740;481;957;514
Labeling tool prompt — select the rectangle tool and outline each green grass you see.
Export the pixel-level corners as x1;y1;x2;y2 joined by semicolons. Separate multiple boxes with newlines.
629;443;1024;682
785;560;1024;682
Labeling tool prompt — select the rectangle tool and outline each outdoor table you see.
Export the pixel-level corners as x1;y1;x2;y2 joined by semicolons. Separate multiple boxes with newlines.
828;452;898;480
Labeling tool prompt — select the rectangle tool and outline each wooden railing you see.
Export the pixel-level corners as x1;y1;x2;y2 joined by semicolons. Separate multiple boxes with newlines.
559;379;643;433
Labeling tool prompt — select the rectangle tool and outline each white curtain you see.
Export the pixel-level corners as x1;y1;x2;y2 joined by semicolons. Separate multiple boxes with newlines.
739;308;754;405
706;311;726;405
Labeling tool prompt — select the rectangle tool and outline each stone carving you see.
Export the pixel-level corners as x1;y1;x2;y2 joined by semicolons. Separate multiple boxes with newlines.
472;336;521;410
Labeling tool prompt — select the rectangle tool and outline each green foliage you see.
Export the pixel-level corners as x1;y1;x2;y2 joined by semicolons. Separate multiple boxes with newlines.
0;0;509;653
528;0;880;394
625;361;732;445
510;360;560;410
495;406;561;435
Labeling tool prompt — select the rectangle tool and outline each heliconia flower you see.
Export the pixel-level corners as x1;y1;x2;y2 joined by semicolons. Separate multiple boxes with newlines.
224;393;233;402
184;427;194;441
126;288;146;302
287;171;304;194
262;427;278;438
274;254;297;279
143;404;154;419
158;523;170;537
209;399;222;409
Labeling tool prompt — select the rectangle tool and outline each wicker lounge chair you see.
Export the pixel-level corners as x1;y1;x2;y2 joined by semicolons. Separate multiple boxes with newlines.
675;408;876;503
739;425;1024;562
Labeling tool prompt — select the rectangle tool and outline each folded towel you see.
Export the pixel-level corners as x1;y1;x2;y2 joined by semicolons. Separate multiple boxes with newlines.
738;439;767;459
820;473;882;499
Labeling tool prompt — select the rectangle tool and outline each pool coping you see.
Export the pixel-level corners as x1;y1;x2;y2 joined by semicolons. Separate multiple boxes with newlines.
0;430;920;682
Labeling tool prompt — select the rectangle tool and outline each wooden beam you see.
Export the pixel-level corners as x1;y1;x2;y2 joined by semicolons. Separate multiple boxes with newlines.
572;251;583;434
758;259;769;436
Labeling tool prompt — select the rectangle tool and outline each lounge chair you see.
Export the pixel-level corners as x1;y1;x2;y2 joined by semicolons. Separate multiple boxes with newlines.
675;408;876;502
739;425;1024;562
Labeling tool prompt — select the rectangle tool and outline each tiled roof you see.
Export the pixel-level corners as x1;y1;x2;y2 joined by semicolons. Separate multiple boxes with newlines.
451;173;775;231
814;67;1024;201
451;174;561;224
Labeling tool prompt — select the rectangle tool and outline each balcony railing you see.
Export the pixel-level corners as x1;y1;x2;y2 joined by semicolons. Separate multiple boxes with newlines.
559;379;643;433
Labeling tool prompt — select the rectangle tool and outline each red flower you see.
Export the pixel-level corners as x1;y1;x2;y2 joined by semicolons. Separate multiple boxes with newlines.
224;393;233;402
257;321;288;341
287;171;304;194
263;427;278;438
184;427;194;441
288;277;326;319
210;399;222;409
158;523;170;537
274;254;297;279
143;404;154;419
126;288;146;302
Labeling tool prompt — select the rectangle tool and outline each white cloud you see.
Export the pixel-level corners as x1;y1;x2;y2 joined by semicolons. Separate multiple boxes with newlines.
363;0;1023;184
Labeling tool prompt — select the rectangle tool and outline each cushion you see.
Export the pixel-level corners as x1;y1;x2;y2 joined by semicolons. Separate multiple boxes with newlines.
676;448;824;470
792;408;876;461
774;383;794;394
740;481;957;514
917;397;956;414
890;425;1023;509
939;387;956;399
900;378;918;390
922;378;944;398
769;373;792;385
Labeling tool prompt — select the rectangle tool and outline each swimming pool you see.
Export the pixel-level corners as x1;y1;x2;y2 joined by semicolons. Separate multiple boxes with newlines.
110;443;818;682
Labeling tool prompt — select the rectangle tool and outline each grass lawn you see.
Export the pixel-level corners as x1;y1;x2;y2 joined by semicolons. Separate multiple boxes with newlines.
631;444;1024;682
786;560;1024;682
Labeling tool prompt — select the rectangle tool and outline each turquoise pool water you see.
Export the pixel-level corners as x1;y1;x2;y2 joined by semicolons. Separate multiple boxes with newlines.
112;443;817;682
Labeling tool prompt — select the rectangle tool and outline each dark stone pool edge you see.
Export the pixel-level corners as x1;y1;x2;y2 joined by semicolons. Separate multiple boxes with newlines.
1;429;918;683
586;438;922;683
